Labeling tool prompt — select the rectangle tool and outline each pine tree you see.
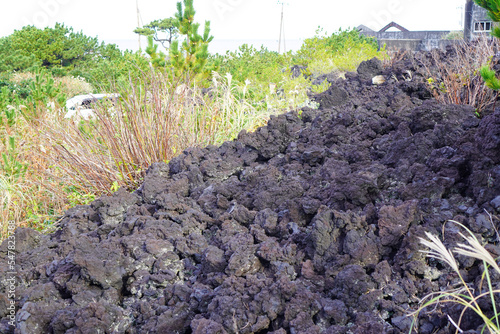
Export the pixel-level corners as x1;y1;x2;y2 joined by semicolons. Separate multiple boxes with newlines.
169;0;215;82
145;35;167;67
134;18;178;48
0;23;121;74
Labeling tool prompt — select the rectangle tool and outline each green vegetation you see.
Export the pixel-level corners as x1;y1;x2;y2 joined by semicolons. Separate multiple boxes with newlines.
0;0;386;238
213;27;385;111
134;18;179;48
214;45;312;111
294;27;384;76
0;23;123;78
169;0;215;82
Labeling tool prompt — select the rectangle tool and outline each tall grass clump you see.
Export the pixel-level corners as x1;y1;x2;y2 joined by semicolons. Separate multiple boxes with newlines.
40;67;272;195
411;219;500;333
424;36;499;115
0;90;70;238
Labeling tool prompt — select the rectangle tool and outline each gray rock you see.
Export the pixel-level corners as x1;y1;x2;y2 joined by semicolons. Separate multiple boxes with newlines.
491;195;500;210
357;57;383;81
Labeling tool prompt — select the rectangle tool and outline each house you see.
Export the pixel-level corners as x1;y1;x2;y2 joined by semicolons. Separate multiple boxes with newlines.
358;1;496;52
464;0;494;41
358;21;452;52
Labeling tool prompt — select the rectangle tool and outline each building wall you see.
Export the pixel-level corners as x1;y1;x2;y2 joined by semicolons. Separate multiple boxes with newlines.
361;30;452;51
465;3;494;41
374;31;450;40
380;39;458;52
359;2;495;52
359;2;497;51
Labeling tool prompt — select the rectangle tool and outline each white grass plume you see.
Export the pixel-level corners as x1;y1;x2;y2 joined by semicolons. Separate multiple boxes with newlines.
419;231;460;273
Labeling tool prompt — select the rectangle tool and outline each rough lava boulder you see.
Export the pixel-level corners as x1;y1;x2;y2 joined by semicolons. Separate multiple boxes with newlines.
1;52;500;334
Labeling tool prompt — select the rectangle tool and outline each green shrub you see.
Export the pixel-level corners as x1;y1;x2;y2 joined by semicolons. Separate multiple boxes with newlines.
215;44;292;84
295;27;385;75
0;24;120;74
214;28;383;111
214;44;299;108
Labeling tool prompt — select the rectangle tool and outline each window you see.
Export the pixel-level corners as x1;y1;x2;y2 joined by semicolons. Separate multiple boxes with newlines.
474;21;492;32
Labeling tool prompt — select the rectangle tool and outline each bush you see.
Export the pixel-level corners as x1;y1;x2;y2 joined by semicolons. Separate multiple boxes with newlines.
214;44;304;109
294;27;385;75
0;24;121;74
423;36;499;115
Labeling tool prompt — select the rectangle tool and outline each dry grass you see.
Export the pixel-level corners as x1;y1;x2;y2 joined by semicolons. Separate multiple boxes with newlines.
0;106;70;238
11;72;94;96
56;75;94;97
411;218;500;334
37;69;275;196
424;36;500;114
10;72;36;83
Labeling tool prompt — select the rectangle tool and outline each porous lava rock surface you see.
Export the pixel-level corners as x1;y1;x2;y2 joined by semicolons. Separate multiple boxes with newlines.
1;50;500;334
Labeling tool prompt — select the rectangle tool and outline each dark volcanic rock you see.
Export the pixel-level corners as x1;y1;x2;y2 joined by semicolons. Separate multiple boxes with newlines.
1;55;499;334
313;85;349;109
356;57;383;81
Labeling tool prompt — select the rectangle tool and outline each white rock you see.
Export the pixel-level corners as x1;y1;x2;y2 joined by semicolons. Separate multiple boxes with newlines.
372;75;386;85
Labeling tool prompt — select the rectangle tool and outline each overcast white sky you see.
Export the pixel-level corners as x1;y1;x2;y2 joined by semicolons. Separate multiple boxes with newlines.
0;0;466;53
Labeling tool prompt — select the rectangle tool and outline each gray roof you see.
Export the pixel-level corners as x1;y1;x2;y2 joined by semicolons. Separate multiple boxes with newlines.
356;25;374;33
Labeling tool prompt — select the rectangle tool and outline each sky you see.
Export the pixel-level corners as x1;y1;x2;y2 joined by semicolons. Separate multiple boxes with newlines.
0;0;466;53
